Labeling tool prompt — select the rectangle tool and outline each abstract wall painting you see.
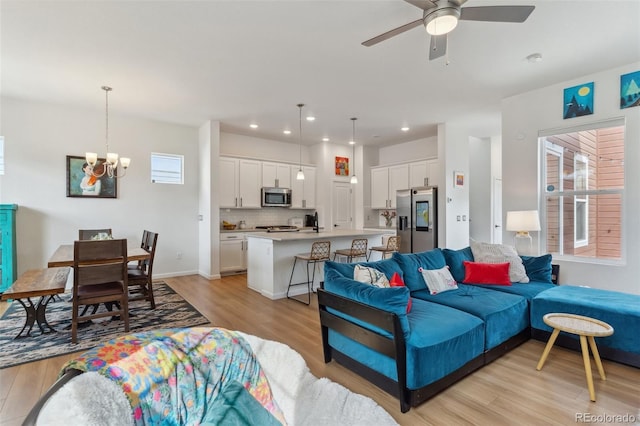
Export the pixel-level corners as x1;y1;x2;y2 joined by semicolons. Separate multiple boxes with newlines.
620;70;640;109
563;82;594;119
335;156;349;176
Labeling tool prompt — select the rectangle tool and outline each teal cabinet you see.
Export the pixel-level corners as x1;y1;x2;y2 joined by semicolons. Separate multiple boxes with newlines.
0;204;18;293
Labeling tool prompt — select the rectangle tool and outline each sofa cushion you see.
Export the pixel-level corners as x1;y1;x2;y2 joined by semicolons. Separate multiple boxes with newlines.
327;298;484;389
324;263;411;339
472;281;556;301
392;249;447;291
531;285;640;356
419;266;458;295
462;261;511;286
470;240;529;283
354;265;390;287
520;254;553;284
411;285;529;350
442;246;474;283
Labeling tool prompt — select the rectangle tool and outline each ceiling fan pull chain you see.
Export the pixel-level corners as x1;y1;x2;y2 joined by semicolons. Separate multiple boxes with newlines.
445;34;450;66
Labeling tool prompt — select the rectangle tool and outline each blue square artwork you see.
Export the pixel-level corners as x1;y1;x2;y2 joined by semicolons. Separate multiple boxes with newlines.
563;82;594;119
620;70;640;109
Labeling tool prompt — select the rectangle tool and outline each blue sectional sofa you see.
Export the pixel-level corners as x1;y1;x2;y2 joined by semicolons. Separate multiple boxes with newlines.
318;247;640;412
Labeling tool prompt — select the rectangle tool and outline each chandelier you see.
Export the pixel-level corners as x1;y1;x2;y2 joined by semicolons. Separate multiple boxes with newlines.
85;86;130;178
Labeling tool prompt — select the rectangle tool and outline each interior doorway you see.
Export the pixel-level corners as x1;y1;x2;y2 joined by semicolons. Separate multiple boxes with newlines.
332;181;352;229
493;177;503;243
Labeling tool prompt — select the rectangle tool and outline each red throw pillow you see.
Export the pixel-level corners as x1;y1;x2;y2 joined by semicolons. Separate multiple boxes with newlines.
389;272;412;313
462;261;511;286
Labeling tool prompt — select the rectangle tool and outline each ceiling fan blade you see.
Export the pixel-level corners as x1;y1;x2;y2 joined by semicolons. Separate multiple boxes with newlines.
460;5;535;23
362;19;423;47
429;34;447;60
403;0;437;11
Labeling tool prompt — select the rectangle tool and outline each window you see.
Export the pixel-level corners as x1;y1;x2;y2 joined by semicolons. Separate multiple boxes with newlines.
540;119;624;261
151;152;183;184
0;136;4;175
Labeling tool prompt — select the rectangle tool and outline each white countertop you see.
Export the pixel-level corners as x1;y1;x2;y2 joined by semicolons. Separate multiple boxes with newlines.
246;229;389;242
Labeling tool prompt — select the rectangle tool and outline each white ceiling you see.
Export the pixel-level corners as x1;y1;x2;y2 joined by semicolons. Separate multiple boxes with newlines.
2;0;639;147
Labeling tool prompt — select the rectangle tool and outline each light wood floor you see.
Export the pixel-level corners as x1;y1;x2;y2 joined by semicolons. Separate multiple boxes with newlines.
1;274;639;425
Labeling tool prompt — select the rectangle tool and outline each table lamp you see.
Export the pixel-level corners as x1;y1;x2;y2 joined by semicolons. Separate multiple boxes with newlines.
506;210;541;255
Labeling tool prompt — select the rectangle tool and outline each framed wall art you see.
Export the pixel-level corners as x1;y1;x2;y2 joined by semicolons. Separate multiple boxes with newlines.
66;155;117;198
335;156;349;176
563;82;594;119
620;70;640;109
453;171;465;188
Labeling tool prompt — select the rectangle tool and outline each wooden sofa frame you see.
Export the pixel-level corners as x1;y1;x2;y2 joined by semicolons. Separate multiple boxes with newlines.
317;288;529;412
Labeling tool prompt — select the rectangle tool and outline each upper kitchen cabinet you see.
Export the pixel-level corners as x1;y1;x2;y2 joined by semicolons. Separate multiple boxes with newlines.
262;162;291;189
220;157;262;208
371;164;408;209
290;166;316;208
409;159;440;187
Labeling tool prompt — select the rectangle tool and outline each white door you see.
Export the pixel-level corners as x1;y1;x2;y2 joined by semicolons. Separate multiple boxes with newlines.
492;178;503;243
332;182;352;229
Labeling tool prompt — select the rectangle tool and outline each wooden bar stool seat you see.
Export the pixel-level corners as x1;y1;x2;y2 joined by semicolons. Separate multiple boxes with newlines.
368;236;400;260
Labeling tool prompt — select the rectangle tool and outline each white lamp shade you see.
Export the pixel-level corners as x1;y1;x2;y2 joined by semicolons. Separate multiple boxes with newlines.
85;152;98;166
120;157;131;168
296;169;305;180
350;175;358;184
506;210;541;232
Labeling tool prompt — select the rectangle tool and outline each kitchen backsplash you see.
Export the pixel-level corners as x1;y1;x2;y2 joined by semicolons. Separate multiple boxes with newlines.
220;208;315;228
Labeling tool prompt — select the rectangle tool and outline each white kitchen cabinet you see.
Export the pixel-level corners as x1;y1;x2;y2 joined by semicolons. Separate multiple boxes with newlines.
220;233;248;273
219;157;262;208
290;166;316;208
262;162;291;189
426;159;441;187
409;161;428;188
371;164;408;209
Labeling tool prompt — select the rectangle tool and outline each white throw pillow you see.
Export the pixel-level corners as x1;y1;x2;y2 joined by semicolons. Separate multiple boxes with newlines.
419;266;458;295
353;265;390;288
470;240;529;283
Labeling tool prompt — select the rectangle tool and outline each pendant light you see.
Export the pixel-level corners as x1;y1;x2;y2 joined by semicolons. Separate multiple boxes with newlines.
85;86;131;178
350;117;358;184
296;103;305;180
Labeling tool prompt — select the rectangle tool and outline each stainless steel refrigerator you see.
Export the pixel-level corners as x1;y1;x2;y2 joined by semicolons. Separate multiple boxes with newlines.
397;186;438;253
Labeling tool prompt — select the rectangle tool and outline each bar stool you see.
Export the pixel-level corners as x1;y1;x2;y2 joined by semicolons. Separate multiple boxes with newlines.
333;238;368;263
368;235;400;260
287;241;331;305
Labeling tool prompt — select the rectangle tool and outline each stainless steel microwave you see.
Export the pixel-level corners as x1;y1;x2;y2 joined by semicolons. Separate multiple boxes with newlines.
261;187;292;207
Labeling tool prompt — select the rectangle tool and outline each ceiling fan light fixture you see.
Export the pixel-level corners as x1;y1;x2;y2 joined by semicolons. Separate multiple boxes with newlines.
424;8;460;36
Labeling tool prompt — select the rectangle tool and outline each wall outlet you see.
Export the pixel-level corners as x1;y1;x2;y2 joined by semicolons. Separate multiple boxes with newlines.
457;215;461;222
176;251;183;260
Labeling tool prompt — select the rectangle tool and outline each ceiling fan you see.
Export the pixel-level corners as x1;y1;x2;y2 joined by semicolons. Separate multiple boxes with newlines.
362;0;535;60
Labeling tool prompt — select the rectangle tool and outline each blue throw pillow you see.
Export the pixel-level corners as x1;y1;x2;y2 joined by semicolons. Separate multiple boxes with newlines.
392;249;446;291
442;247;474;283
520;254;553;283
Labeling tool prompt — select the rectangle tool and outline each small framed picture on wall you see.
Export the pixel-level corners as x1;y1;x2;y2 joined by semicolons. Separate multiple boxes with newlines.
335;156;349;176
453;171;465;188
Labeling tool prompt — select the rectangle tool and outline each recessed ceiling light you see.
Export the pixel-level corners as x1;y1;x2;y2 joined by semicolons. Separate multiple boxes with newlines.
401;127;410;132
250;123;258;129
349;140;355;145
306;116;315;122
526;53;542;63
283;130;291;135
322;137;330;142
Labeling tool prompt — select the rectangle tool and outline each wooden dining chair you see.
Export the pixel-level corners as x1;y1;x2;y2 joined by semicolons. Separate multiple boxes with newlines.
127;231;158;309
333;238;368;263
128;230;150;270
72;239;129;344
78;228;113;240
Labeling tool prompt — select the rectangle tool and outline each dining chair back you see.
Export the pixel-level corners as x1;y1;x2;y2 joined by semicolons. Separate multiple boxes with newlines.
127;231;159;309
333;238;368;263
72;239;129;343
78;228;113;240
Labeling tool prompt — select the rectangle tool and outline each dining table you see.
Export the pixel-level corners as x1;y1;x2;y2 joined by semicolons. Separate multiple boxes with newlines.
47;244;150;267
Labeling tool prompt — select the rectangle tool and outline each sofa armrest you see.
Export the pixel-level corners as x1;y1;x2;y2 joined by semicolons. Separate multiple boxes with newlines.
317;288;410;412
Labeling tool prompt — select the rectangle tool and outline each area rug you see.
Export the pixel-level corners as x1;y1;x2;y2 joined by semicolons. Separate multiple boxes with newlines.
0;281;210;369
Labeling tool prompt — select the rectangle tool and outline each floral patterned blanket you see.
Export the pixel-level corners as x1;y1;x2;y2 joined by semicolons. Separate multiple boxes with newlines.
62;327;286;425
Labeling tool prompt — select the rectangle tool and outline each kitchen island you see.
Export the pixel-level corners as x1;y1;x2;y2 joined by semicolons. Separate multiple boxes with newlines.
246;229;392;299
